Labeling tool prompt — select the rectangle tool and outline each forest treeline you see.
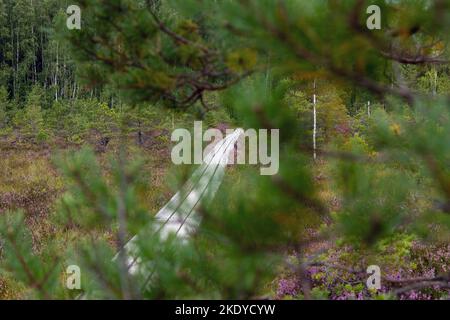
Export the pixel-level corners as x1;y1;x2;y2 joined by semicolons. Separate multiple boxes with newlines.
0;0;112;144
0;0;101;103
1;0;450;147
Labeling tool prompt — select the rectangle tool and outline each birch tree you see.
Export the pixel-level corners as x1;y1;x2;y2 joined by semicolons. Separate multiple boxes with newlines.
313;79;317;160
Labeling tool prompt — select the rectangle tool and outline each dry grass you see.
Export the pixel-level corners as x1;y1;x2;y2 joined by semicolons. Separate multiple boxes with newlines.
0;134;174;299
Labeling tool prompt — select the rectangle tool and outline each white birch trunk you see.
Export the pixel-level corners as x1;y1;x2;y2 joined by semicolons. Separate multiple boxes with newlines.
313;80;317;160
11;22;15;98
433;69;437;96
54;42;59;101
72;82;77;100
16;28;19;90
31;0;37;84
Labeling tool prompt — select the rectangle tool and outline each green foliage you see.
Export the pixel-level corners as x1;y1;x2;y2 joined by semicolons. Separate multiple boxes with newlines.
1;0;450;301
61;0;251;108
55;147;149;233
12;85;48;141
0;211;63;299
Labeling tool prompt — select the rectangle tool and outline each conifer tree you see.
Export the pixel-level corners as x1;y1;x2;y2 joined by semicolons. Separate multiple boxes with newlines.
1;0;450;300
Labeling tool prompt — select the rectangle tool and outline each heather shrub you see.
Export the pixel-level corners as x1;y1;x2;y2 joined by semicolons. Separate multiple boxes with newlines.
276;234;450;300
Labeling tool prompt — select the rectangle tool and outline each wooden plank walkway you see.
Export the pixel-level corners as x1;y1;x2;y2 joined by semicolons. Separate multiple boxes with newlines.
114;129;244;278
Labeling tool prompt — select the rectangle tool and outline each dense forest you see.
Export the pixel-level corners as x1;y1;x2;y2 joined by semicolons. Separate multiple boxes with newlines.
0;0;450;300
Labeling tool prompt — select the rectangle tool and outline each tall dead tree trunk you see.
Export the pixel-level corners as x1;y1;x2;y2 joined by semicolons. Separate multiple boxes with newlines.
313;80;317;160
11;19;15;98
31;0;37;84
16;26;19;96
54;41;59;101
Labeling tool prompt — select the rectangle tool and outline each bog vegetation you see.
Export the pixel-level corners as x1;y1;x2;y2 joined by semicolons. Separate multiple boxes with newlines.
0;0;450;299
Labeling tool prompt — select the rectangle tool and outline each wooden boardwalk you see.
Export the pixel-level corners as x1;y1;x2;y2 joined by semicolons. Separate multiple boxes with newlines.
114;129;244;278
